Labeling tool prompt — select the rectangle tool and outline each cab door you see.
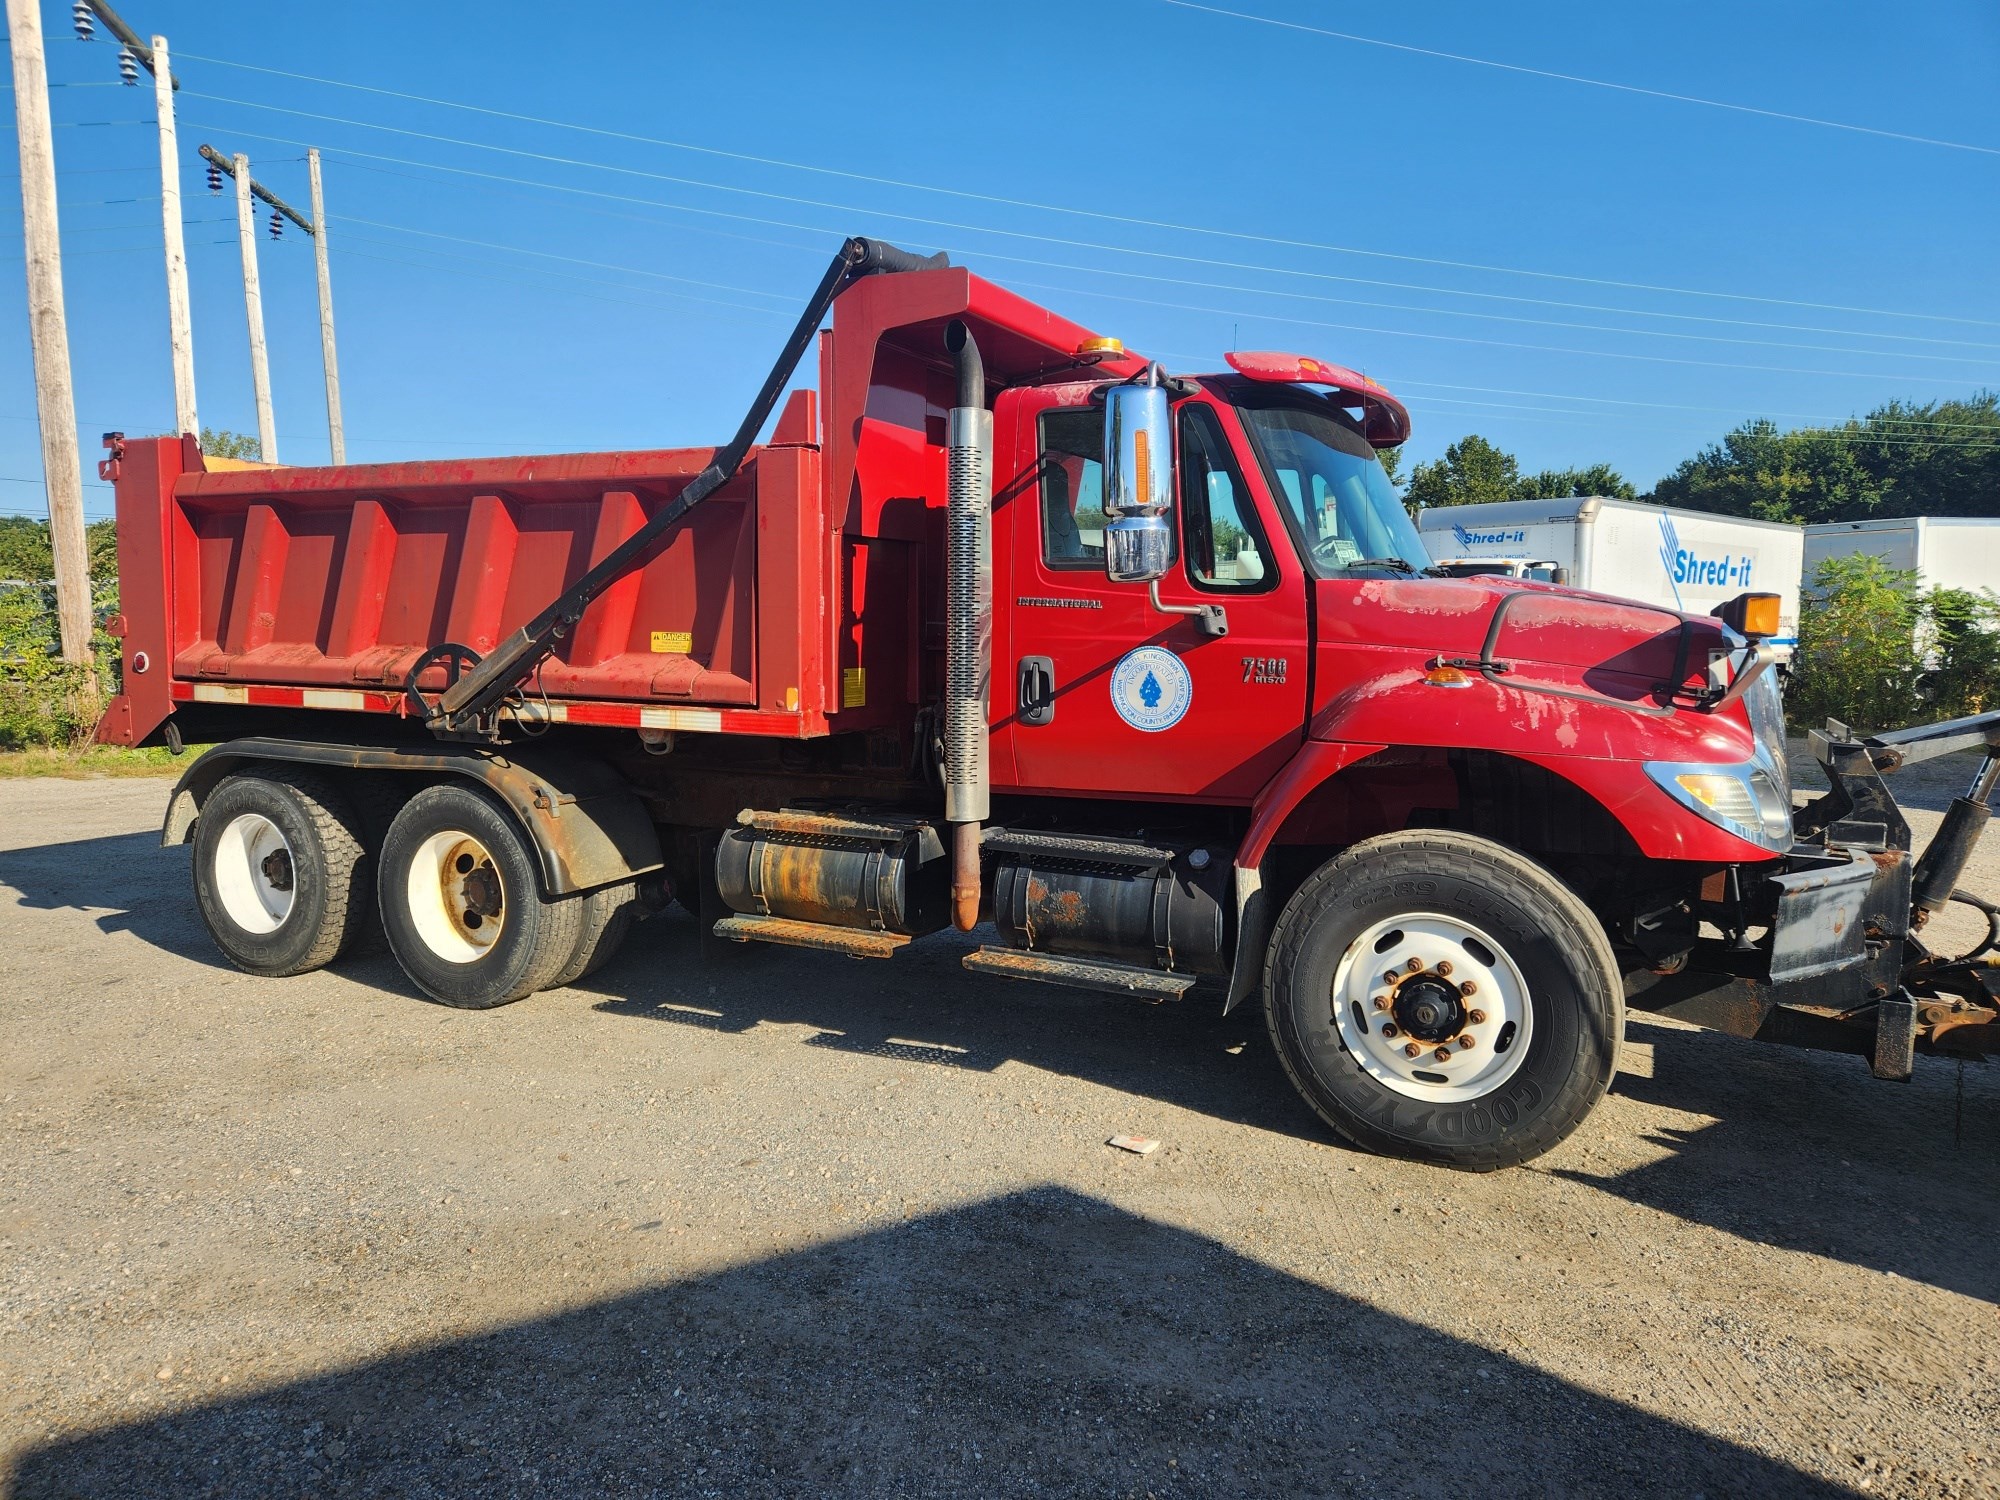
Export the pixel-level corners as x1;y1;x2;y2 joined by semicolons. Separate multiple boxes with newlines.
993;388;1310;803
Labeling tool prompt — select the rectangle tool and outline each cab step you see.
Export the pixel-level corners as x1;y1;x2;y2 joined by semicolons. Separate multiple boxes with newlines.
962;946;1197;1000
711;914;910;960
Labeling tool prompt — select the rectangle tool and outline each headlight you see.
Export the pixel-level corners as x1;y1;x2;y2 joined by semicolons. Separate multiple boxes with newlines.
1647;761;1794;851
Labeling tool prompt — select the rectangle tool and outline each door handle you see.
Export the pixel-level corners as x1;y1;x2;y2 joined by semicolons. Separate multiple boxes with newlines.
1019;656;1055;727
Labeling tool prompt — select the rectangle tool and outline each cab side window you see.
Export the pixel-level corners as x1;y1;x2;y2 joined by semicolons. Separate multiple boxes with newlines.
1038;408;1108;569
1180;404;1274;591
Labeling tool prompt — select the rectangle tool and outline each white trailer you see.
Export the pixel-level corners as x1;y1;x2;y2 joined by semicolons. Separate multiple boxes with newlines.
1417;496;1806;645
1804;517;2000;598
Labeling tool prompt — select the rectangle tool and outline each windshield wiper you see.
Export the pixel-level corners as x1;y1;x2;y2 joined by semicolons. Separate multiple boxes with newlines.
1343;556;1417;573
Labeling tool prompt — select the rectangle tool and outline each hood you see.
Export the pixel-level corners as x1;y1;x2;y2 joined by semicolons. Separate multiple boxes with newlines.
1318;573;1729;703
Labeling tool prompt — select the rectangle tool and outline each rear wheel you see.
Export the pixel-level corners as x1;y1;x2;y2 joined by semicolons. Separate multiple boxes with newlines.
192;768;370;977
549;881;638;989
377;784;583;1008
1264;830;1622;1171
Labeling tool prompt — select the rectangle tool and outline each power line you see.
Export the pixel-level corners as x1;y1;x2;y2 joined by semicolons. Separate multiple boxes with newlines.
1156;0;2000;157
336;216;792;306
321;136;2000;354
178;120;2000;390
1003;273;2000;386
339;244;788;320
176;79;2000;328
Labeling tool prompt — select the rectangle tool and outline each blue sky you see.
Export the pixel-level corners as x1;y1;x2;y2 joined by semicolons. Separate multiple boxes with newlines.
4;0;1997;520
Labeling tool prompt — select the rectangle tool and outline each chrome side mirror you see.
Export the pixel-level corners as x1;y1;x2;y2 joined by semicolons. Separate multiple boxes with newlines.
1102;379;1172;584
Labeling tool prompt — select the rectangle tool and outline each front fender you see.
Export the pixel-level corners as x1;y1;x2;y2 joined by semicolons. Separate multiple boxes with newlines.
1238;669;1772;875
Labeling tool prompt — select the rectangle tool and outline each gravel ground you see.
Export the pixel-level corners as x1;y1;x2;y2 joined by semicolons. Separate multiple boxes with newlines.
2;754;1996;1499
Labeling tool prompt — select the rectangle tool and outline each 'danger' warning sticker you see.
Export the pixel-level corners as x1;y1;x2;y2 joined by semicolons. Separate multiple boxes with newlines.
1109;646;1192;732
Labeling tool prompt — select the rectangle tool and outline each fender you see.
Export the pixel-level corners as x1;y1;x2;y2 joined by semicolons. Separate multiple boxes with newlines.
161;737;662;897
1224;740;1388;1013
1309;662;1772;863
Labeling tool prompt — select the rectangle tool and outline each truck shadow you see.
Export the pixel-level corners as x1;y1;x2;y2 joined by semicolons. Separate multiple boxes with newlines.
585;922;2000;1305
5;1186;1855;1499
581;908;1308;1141
0;830;229;972
1564;1019;2000;1304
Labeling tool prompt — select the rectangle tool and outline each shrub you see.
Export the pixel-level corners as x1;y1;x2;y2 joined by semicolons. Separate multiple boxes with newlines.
1788;554;2000;733
0;518;119;751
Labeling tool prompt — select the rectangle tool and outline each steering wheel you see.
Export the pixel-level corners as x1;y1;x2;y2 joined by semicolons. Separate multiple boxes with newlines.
403;642;483;721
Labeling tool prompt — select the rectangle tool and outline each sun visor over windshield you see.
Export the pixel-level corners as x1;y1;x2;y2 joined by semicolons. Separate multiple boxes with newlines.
1223;351;1411;449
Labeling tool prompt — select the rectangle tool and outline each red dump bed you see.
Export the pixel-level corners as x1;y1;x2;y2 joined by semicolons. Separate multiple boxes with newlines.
97;267;1133;749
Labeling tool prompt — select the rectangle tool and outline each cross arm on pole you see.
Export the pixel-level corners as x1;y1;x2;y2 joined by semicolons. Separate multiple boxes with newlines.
79;0;180;89
197;143;314;234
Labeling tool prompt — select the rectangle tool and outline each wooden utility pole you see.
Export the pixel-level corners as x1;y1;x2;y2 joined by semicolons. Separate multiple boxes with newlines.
231;151;278;463
307;149;344;464
152;33;196;437
5;0;93;664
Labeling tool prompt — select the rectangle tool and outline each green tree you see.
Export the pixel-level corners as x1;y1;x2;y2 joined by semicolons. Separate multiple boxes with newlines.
200;426;262;461
1376;444;1404;488
1404;434;1519;510
1514;462;1636;501
0;516;116;583
1649;393;2000;524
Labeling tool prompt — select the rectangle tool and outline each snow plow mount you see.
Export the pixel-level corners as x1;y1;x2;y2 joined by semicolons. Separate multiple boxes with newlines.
1628;709;2000;1076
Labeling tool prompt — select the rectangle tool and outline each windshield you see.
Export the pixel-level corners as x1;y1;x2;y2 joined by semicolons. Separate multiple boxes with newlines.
1228;385;1431;579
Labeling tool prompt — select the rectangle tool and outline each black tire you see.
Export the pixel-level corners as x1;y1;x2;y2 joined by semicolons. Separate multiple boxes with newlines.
192;768;371;977
1263;830;1622;1171
549;880;638;989
377;784;584;1009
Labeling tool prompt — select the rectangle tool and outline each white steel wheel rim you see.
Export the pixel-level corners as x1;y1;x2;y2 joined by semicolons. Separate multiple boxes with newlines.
1331;912;1534;1103
406;830;507;964
212;812;297;935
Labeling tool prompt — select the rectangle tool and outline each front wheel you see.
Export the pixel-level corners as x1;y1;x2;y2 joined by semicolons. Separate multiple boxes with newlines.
1263;830;1622;1171
377;784;583;1008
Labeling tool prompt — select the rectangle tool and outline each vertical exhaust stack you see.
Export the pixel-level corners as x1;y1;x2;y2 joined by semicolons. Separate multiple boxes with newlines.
944;321;992;932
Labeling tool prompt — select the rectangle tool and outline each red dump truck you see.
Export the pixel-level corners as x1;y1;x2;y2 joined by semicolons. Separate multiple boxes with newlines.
95;237;1999;1169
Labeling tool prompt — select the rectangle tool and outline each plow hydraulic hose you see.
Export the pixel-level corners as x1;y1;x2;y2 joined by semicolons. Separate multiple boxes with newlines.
425;235;948;735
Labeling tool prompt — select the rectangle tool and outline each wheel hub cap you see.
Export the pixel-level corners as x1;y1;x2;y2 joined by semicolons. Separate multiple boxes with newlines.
407;831;507;963
1393;975;1463;1042
1330;912;1534;1103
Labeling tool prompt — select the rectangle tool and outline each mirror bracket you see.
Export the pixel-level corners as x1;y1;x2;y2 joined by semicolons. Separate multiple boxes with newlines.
1148;581;1229;639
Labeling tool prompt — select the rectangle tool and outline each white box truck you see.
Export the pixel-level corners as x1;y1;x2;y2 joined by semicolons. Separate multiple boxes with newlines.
1803;517;2000;597
1417;496;1806;646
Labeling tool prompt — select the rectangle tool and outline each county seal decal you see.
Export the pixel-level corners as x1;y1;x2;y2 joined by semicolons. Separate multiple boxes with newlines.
1109;645;1193;732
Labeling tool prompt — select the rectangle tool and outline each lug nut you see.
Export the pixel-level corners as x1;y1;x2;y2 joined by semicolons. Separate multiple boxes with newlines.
1459;980;1477;997
1372;994;1391;1011
1468;1009;1487;1025
1403;1042;1422;1059
1406;957;1424;973
1434;1047;1453;1063
1436;960;1453;977
1458;1034;1476;1050
1380;1023;1399;1038
1382;970;1400;987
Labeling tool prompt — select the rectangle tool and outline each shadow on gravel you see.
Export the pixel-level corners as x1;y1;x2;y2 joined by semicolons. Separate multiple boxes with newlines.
583;909;1316;1143
8;1187;1854;1500
1564;1019;2000;1304
0;831;226;971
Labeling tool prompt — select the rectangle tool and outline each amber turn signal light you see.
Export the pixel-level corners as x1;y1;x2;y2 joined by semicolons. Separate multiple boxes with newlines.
1713;591;1781;640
